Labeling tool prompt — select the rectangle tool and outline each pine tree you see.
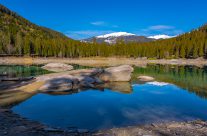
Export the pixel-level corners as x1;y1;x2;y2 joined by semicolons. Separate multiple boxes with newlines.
15;32;23;55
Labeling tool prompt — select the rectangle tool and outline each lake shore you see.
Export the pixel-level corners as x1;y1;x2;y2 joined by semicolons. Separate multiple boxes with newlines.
1;58;207;136
0;57;207;67
1;108;207;136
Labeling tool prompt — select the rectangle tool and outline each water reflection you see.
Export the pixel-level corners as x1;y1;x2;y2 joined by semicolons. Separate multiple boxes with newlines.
12;83;207;130
0;65;50;107
133;65;207;99
0;64;207;130
0;89;35;107
97;82;132;94
0;65;50;78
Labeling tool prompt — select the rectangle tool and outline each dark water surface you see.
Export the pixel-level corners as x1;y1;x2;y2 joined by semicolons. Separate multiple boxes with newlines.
0;65;207;130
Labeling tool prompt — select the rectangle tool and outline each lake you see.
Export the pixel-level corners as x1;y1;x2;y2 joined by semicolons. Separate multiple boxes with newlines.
0;65;207;131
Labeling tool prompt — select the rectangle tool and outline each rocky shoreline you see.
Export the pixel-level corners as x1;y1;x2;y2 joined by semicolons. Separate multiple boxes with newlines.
1;108;207;136
0;108;92;136
0;57;207;67
96;120;207;136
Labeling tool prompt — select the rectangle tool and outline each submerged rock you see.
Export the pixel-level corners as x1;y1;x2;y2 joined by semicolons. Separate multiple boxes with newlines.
99;65;134;82
137;76;155;82
42;63;74;72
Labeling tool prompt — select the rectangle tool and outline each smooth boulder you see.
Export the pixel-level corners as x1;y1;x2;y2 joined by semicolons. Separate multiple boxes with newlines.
38;75;79;92
36;68;104;92
42;63;74;72
99;65;134;82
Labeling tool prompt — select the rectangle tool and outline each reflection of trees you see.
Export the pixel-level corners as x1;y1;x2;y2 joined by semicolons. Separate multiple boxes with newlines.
0;65;50;78
133;65;207;99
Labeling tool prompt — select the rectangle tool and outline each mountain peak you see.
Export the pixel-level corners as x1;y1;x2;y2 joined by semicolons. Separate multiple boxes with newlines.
148;35;175;40
96;32;135;38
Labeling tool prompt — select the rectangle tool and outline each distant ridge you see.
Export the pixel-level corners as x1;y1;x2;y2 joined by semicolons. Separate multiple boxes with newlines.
83;32;155;44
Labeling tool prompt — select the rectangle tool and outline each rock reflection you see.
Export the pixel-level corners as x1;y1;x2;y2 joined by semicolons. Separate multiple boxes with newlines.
45;82;132;96
0;81;44;107
133;65;207;99
97;82;132;94
0;89;35;107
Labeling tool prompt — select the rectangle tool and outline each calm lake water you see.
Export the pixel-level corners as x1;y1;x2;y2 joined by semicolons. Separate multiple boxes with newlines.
1;65;207;130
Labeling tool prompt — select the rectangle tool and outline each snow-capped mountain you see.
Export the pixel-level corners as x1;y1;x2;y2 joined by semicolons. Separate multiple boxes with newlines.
83;32;154;44
96;32;135;38
148;35;175;40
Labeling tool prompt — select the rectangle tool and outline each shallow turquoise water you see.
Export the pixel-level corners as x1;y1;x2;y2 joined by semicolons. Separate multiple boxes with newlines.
0;65;51;78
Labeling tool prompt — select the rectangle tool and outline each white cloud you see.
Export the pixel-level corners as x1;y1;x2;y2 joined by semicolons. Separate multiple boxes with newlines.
90;21;119;28
91;21;106;26
134;25;183;37
148;25;175;30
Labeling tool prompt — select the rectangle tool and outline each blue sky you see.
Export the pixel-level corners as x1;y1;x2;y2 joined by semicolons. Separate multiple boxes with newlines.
1;0;207;39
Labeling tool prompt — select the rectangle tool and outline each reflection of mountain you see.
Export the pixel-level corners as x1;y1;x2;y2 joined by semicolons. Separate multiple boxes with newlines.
133;65;207;99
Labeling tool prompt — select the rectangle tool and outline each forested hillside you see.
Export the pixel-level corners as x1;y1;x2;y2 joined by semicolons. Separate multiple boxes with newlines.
0;4;79;57
0;4;207;59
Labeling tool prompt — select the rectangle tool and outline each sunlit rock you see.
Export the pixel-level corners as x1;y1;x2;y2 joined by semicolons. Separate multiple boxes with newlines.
42;63;74;72
36;69;103;92
99;65;134;82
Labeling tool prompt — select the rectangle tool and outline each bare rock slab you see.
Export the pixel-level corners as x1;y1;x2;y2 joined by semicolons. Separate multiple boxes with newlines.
42;63;74;72
36;69;104;92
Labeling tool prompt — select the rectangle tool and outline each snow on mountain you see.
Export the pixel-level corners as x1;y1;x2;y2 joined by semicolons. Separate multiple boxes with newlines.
148;35;175;40
83;32;154;44
96;32;135;38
